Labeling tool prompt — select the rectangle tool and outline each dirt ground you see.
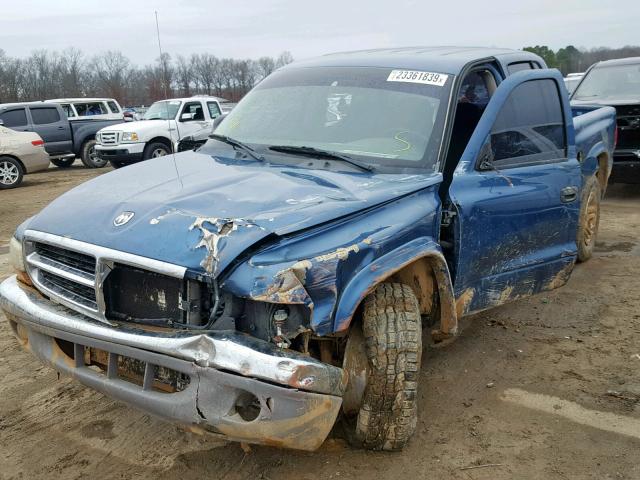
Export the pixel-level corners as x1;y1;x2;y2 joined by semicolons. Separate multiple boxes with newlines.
1;162;639;480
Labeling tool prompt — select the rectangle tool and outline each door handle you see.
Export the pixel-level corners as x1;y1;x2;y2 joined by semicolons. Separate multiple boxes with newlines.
57;126;65;130
560;186;578;203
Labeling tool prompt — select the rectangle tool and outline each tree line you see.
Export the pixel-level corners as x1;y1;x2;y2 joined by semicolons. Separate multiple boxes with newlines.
2;44;639;107
523;45;640;75
0;48;294;106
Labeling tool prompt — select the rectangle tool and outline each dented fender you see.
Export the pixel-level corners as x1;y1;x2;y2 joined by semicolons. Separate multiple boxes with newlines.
333;237;458;337
222;186;444;336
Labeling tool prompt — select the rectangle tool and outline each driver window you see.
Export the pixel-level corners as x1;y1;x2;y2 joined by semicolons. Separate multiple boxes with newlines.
181;102;204;121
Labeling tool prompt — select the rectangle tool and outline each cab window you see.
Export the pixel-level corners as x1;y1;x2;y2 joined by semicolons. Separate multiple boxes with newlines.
207;102;221;119
488;79;566;168
0;108;28;128
181;102;205;121
107;101;121;113
74;102;107;116
60;104;76;118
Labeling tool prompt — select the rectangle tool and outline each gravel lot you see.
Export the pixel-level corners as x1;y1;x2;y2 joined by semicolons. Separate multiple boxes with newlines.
1;163;639;479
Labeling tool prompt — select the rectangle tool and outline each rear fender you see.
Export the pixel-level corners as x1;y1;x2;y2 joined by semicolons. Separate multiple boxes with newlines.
333;237;458;339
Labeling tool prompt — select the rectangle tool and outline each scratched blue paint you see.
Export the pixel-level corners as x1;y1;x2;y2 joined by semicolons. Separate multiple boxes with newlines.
16;50;616;338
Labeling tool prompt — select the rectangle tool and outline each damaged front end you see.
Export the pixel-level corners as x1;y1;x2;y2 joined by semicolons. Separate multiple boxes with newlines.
0;275;345;450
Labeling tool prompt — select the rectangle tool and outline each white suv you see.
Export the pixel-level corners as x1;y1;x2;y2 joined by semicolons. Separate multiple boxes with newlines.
95;96;225;168
46;98;124;121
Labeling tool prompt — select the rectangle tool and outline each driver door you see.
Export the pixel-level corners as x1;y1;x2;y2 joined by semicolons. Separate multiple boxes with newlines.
446;70;581;316
177;101;211;140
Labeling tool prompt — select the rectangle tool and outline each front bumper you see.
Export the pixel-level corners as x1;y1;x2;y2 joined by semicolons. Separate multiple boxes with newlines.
0;276;345;450
95;143;145;164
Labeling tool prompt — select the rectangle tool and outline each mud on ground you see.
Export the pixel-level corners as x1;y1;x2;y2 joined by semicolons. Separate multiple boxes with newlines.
1;164;639;479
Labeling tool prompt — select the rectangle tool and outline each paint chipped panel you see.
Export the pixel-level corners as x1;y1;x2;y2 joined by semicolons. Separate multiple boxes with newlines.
190;216;264;275
454;256;575;316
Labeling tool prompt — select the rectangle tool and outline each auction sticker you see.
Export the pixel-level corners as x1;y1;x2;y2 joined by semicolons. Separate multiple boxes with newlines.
387;70;448;86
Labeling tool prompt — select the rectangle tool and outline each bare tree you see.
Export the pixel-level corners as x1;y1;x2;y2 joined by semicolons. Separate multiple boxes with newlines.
0;48;294;105
175;55;192;96
90;51;133;102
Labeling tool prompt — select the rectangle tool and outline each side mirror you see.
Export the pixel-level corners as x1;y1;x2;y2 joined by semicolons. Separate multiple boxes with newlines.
212;114;227;131
180;113;194;122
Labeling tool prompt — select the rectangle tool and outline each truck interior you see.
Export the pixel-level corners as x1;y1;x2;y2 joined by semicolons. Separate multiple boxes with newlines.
441;67;498;192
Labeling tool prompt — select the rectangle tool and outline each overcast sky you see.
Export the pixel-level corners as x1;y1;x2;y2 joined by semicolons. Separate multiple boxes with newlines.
2;0;638;64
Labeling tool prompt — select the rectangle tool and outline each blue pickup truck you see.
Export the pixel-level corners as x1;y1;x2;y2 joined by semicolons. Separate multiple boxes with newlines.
0;47;616;452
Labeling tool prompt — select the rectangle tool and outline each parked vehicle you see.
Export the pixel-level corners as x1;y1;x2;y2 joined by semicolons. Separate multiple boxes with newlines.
0;47;615;452
0;102;121;168
46;98;124;122
0;124;49;189
563;72;584;95
571;57;640;183
95;96;227;168
176;114;227;152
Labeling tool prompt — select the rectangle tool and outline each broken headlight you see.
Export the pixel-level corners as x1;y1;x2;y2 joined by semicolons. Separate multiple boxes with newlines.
9;236;32;286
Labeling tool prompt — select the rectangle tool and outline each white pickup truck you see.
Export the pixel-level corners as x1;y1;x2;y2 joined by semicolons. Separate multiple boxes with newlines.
95;96;226;168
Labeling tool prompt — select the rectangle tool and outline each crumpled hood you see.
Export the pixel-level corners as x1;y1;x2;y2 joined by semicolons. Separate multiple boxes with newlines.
26;148;440;275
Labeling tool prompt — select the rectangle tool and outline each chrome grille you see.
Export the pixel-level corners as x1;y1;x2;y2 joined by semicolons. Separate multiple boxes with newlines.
99;131;120;146
23;231;187;324
26;240;98;315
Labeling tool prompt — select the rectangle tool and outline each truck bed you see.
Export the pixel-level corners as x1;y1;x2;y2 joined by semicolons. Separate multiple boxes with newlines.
571;105;617;179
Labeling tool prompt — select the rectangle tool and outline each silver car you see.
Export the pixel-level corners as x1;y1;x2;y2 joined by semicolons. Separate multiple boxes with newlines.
0;125;50;189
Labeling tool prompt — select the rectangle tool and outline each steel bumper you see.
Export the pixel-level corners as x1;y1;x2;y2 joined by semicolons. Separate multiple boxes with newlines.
0;276;345;450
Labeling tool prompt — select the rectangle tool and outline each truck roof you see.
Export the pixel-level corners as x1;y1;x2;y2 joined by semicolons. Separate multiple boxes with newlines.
593;56;640;67
46;98;118;103
286;46;545;75
158;95;230;103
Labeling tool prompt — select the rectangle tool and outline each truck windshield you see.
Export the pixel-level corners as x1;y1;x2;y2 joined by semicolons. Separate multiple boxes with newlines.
144;100;181;120
573;63;640;101
214;66;453;172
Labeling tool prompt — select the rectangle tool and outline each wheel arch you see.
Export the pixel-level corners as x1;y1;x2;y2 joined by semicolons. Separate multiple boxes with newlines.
146;136;174;151
333;238;458;340
0;154;26;173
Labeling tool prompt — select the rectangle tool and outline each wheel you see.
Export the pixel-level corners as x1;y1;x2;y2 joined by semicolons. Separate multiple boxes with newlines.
109;160;126;169
80;139;107;168
143;142;170;160
51;158;75;168
343;282;422;451
577;175;601;262
0;156;24;189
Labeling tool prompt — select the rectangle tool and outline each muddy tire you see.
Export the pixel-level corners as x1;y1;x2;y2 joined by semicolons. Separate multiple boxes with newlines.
351;282;422;451
0;156;24;189
577;175;601;262
143;142;171;160
80;139;107;168
51;158;75;168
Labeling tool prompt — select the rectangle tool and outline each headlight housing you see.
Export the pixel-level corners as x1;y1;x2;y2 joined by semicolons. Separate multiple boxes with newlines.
9;236;32;285
122;132;139;142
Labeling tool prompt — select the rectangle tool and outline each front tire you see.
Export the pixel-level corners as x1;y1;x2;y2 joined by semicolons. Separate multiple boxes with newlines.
0;156;24;189
577;175;601;262
143;142;171;160
51;158;75;168
80;139;107;168
348;282;422;451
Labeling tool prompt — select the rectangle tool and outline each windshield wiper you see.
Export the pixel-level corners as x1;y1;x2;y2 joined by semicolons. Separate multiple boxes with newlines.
268;145;375;172
209;134;264;162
